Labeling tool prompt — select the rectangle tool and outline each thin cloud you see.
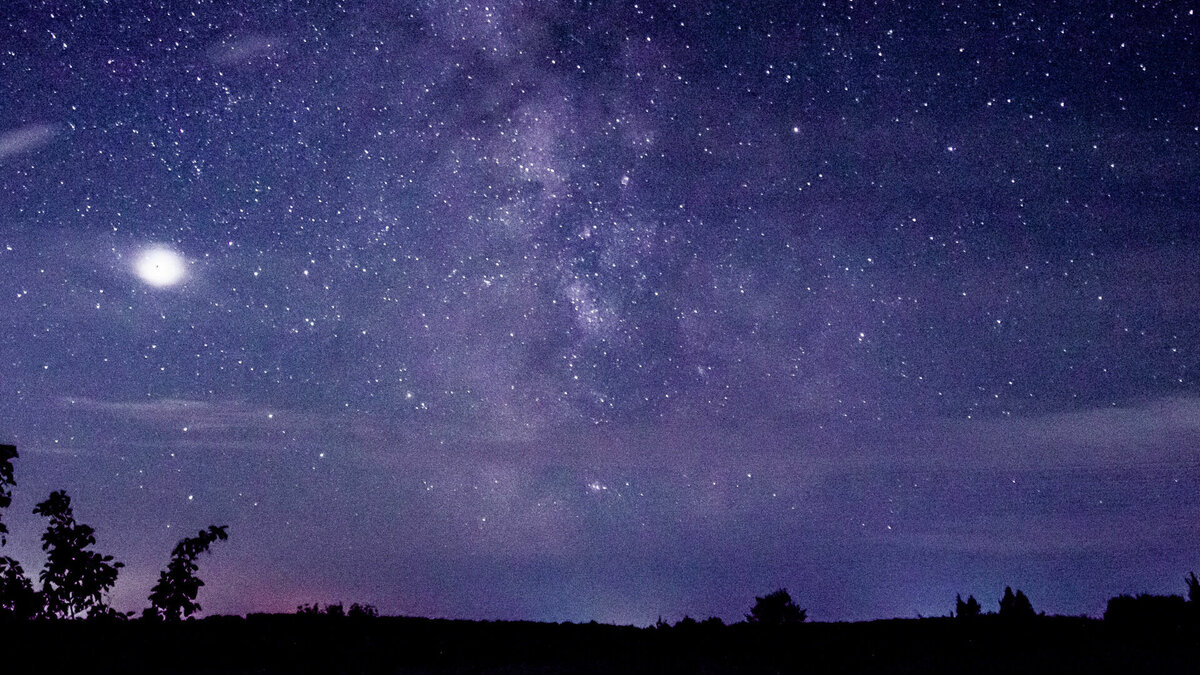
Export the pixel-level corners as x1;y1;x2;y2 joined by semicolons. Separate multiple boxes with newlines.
60;396;313;434
0;123;57;160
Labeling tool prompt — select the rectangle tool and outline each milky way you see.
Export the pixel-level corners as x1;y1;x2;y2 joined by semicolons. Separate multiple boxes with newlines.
0;1;1197;623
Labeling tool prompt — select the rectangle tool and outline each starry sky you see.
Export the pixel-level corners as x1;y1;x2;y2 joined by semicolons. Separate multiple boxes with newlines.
0;0;1197;624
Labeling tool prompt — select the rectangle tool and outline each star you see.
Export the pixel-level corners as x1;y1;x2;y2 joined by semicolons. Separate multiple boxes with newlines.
134;247;187;288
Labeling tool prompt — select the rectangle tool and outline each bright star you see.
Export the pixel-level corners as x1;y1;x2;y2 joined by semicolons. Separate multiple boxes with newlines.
135;247;187;287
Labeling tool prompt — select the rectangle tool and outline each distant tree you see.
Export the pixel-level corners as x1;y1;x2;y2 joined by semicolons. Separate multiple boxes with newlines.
0;444;16;546
1105;593;1189;626
955;593;982;619
297;601;372;618
700;616;725;628
1186;572;1199;605
146;525;229;621
746;589;806;625
348;602;378;619
998;587;1035;619
33;490;124;619
1014;590;1035;616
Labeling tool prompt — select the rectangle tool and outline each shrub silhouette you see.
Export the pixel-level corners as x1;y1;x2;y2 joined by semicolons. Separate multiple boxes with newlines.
998;587;1035;619
33;490;124;619
746;588;806;624
146;525;229;621
955;593;982;619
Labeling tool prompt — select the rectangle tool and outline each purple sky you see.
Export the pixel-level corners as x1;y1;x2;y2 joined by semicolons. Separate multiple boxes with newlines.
0;1;1197;624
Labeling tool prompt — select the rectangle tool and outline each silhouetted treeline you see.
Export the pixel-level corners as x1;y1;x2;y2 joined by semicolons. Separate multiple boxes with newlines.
4;442;1200;673
2;612;1199;674
1105;577;1200;630
296;601;379;618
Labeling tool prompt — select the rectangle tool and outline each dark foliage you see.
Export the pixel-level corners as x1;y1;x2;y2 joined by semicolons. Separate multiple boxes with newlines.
348;602;378;619
296;601;379;619
146;525;229;621
999;587;1036;619
0;555;39;620
1186;572;1199;606
1104;594;1192;627
33;490;124;619
0;444;16;546
297;602;341;616
746;588;806;625
955;593;982;619
0;444;38;620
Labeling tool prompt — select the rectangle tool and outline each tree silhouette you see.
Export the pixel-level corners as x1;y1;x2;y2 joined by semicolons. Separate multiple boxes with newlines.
0;554;39;620
33;490;124;619
955;593;982;619
1105;593;1189;626
0;444;39;619
348;602;378;619
746;588;806;625
998;586;1035;619
1186;572;1199;605
146;525;228;621
0;444;16;546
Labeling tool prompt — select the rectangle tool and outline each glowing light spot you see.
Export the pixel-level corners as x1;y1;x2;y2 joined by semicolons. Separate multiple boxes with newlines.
135;247;186;287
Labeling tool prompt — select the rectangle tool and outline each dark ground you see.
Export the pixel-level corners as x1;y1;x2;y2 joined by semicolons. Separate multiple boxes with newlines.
1;614;1198;673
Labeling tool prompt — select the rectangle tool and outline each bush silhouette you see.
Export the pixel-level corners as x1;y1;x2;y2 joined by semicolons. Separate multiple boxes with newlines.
33;490;123;619
146;525;229;621
746;588;806;624
955;593;982;619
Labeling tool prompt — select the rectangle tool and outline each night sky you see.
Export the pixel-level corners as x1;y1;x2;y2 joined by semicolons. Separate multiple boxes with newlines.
0;1;1198;624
